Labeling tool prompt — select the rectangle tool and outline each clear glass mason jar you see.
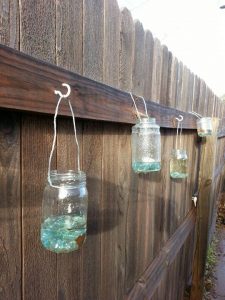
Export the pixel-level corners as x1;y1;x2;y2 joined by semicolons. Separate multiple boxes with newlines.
170;149;188;179
131;117;161;173
41;170;88;253
196;117;212;137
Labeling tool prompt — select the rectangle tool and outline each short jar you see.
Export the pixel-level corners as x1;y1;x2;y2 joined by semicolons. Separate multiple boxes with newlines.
196;117;212;137
41;170;88;253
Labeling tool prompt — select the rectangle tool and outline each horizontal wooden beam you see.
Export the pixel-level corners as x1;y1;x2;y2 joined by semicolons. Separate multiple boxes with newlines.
126;208;196;299
0;44;197;129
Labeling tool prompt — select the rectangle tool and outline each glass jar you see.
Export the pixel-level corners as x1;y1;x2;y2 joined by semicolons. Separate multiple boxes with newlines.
170;149;188;179
131;117;161;173
196;117;212;137
41;170;88;253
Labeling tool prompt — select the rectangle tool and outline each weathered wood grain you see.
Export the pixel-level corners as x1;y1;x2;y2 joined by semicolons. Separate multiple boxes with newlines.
82;120;103;300
151;38;163;101
126;208;196;299
20;0;55;63
56;118;83;300
56;0;83;74
104;0;120;87
160;45;170;104
119;8;134;92
0;0;19;48
132;20;145;95
119;8;138;293
100;1;121;299
0;44;197;129
55;2;84;297
83;0;104;82
167;56;178;108
143;30;154;99
22;114;57;300
190;118;219;300
0;110;21;300
131;18;150;283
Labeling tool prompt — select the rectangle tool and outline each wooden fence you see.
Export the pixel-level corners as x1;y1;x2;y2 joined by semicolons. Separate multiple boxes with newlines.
0;0;225;299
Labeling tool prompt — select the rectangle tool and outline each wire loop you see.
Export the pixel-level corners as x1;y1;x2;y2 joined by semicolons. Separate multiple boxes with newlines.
130;92;149;120
48;83;80;187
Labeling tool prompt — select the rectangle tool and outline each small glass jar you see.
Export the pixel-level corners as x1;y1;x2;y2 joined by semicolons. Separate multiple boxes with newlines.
170;149;188;179
131;117;161;173
41;170;88;253
196;117;212;137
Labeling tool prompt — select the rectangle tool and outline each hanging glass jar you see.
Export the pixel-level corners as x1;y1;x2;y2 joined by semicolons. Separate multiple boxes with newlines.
170;115;188;179
197;117;212;137
130;93;161;173
41;83;88;253
170;149;188;178
41;170;88;253
189;111;213;137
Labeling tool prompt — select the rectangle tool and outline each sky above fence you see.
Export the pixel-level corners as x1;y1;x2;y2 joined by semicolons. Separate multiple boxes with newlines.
118;0;225;97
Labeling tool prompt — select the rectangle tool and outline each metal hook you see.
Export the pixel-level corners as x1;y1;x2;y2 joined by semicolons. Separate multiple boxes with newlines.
175;115;183;122
54;83;71;98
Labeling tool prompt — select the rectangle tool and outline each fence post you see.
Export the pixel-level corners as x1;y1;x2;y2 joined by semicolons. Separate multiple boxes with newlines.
190;118;219;300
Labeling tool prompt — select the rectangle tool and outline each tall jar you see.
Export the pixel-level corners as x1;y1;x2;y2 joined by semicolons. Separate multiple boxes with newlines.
131;117;161;173
196;117;212;137
41;170;88;253
170;149;188;179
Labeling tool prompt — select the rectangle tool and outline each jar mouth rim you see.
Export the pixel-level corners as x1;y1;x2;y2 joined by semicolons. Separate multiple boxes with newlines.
197;117;212;122
50;170;86;181
171;149;187;154
137;117;156;123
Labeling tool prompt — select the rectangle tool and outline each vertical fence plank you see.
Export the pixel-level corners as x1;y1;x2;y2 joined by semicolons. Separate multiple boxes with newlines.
160;45;170;104
198;80;206;116
190;118;219;300
104;0;120;87
56;0;83;73
20;0;55;63
101;2;121;299
119;8;134;92
118;6;135;300
22;115;57;300
162;52;177;244
0;111;21;300
56;120;83;300
151;38;163;101
0;0;19;47
192;75;201;113
20;1;57;299
131;18;150;282
0;3;20;299
83;0;104;82
83;1;104;299
167;56;178;108
132;20;145;95
120;9;139;293
143;30;154;99
82;120;103;300
55;2;84;299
